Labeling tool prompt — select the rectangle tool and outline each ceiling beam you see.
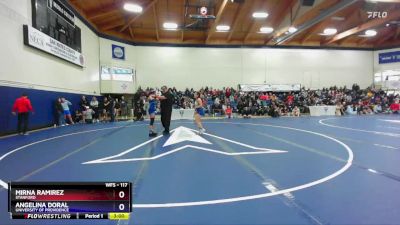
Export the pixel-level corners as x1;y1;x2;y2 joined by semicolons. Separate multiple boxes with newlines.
152;5;159;41
264;0;298;45
243;0;270;43
356;37;368;46
205;0;229;43
88;9;121;21
358;26;396;46
366;0;400;2
393;26;400;40
377;40;400;49
270;0;340;44
226;0;252;42
119;0;159;32
128;25;134;39
181;0;186;42
275;0;359;45
68;1;98;30
323;8;400;45
301;6;363;44
102;30;133;42
85;0;124;21
375;27;397;46
300;21;326;44
100;19;126;31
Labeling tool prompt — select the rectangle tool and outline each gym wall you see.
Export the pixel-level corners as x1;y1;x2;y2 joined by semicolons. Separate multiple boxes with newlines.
100;38;373;90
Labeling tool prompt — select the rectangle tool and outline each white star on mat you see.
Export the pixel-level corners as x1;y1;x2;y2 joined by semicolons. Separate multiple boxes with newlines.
83;126;287;164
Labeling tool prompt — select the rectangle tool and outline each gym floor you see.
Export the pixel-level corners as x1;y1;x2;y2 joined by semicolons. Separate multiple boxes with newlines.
0;115;399;225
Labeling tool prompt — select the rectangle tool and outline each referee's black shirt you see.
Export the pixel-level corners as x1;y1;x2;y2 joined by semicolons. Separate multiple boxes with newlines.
160;91;174;112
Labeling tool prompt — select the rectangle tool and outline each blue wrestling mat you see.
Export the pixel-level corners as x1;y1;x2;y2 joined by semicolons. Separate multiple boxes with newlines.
0;116;400;225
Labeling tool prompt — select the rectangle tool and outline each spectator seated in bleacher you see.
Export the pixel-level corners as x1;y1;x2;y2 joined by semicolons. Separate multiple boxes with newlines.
212;102;224;116
74;110;83;123
268;104;280;118
84;106;95;124
57;85;398;124
390;99;400;114
335;102;344;116
292;106;300;117
225;105;232;119
346;104;358;115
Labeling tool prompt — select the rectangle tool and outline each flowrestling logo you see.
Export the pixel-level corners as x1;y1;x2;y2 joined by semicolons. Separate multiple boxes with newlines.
367;11;388;19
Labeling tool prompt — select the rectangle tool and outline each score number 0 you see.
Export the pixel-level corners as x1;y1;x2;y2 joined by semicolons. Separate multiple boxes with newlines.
118;190;126;211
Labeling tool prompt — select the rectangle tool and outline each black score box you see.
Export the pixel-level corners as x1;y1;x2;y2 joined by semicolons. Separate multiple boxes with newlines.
8;182;132;214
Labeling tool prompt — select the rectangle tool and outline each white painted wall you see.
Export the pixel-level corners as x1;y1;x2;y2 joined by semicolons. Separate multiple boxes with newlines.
374;47;400;72
0;0;100;95
100;38;374;90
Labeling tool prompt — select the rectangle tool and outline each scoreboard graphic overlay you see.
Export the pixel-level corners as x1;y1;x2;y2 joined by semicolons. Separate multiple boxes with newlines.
8;182;132;220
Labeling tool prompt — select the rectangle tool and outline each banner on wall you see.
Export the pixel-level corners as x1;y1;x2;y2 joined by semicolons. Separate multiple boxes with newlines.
100;66;134;94
240;84;301;92
23;25;84;67
101;66;133;79
379;51;400;64
112;44;125;60
384;81;400;89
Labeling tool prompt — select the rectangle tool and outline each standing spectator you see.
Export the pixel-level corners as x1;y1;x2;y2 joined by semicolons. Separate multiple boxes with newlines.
114;98;120;121
286;92;294;105
157;86;174;135
90;96;99;123
102;97;110;122
79;95;88;111
259;93;268;106
79;95;88;121
61;97;74;125
133;88;143;121
12;93;34;135
120;96;128;120
107;96;116;122
54;97;65;126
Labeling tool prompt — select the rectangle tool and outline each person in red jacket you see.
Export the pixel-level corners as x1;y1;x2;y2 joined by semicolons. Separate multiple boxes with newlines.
390;99;399;114
12;93;34;135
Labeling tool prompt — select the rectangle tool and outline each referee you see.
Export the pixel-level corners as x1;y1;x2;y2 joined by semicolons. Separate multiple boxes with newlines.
157;86;174;135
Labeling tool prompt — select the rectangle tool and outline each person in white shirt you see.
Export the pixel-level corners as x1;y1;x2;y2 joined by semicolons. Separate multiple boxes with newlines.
90;96;99;123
